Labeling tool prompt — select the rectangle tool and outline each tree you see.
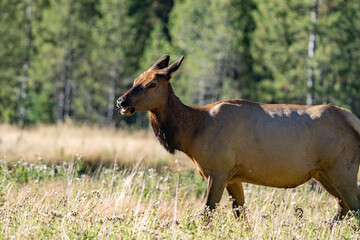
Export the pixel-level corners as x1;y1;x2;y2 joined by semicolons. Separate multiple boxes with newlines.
306;0;319;105
1;0;360;126
315;0;360;115
170;0;250;105
251;0;313;104
30;0;99;123
0;0;33;123
91;0;135;124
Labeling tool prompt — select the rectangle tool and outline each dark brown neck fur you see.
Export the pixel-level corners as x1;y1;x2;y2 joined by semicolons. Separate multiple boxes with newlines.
149;85;207;154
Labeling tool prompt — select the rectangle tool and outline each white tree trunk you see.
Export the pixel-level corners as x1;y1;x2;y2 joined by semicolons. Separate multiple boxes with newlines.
18;0;32;123
306;0;318;105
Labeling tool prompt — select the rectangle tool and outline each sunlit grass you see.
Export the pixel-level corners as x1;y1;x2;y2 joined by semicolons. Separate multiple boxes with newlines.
0;123;189;170
0;124;359;239
0;159;358;239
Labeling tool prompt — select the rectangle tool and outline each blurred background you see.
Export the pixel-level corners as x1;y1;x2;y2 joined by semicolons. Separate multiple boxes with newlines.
1;0;360;128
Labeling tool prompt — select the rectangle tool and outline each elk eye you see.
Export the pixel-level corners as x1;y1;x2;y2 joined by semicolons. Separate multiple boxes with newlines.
147;82;156;89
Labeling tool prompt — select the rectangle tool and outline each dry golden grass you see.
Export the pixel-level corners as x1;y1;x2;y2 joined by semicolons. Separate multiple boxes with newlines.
0;162;358;239
0;123;188;170
0;124;360;239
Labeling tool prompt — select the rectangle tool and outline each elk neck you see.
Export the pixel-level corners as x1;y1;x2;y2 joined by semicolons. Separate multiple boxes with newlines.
149;85;207;154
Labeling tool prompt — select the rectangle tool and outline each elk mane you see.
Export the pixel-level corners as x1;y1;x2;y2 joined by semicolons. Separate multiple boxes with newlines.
149;87;180;154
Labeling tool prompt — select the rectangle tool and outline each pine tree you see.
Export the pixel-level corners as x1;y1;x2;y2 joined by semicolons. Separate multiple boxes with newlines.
90;0;137;125
315;0;360;115
169;0;258;105
30;0;98;123
251;0;313;104
0;0;33;123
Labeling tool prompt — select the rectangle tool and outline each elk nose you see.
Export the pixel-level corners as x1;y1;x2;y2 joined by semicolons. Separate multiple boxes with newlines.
116;97;126;108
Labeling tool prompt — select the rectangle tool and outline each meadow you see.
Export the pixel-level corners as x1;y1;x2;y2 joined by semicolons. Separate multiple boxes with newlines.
0;124;359;239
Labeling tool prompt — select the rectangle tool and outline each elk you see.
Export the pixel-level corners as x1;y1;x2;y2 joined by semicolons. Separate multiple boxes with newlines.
117;54;360;221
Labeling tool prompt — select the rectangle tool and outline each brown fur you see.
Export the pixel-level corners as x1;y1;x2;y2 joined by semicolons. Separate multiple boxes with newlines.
117;55;360;221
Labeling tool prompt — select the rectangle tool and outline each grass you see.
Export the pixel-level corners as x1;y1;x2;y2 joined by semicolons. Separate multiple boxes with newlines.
0;124;360;239
0;123;189;170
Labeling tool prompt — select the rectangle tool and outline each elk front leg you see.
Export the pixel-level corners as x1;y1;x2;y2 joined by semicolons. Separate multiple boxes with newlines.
205;174;226;212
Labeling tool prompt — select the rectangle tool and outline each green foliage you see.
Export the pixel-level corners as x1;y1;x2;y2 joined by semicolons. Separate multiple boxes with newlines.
1;0;360;126
170;0;245;104
0;0;28;122
251;0;313;103
0;157;86;184
315;0;360;109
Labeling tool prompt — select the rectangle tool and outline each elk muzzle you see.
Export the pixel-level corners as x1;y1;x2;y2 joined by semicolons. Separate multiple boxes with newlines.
117;97;135;116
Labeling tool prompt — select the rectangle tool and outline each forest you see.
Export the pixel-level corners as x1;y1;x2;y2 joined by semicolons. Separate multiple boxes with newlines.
1;0;360;127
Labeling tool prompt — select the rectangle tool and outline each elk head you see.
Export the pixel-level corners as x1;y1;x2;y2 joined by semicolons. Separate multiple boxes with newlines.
117;55;184;116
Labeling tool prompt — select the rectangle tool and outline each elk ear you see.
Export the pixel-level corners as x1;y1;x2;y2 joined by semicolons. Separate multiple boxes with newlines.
151;54;170;70
156;56;184;79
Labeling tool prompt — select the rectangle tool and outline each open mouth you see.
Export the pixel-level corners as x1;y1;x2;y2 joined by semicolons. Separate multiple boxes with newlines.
120;107;135;116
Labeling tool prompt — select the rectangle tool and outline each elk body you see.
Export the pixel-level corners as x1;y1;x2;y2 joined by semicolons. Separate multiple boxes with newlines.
117;55;360;221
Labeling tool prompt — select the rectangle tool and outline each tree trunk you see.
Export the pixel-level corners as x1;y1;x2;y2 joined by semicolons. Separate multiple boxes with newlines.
18;0;32;123
107;65;116;125
57;3;73;122
306;0;318;105
64;67;72;120
58;51;71;122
